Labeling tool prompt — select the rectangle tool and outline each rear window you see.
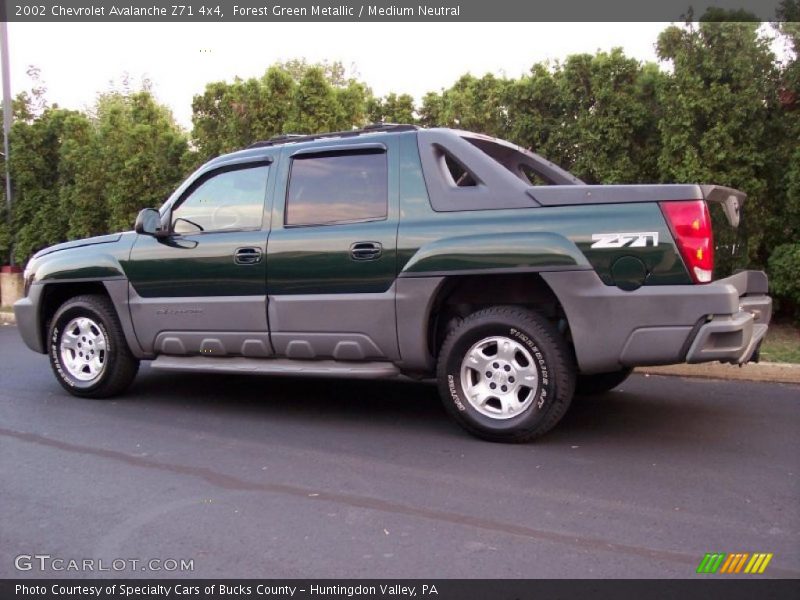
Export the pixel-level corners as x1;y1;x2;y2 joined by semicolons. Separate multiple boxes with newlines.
286;151;388;226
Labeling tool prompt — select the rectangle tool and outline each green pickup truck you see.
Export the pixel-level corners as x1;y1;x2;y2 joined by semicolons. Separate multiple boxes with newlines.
14;124;772;442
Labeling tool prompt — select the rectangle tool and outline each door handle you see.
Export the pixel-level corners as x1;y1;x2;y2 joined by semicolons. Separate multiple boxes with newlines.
350;241;382;261
234;247;263;265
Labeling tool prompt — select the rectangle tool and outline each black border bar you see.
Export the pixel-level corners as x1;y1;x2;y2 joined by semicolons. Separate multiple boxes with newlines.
2;579;800;600
0;0;790;22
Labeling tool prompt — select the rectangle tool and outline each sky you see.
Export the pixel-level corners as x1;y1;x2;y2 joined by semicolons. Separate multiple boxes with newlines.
8;22;672;130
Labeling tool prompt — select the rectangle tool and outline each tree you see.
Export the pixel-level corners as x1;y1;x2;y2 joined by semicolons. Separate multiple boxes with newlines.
417;73;509;135
0;153;9;264
504;63;563;159
773;1;800;241
418;91;445;127
277;58;348;86
767;1;800;315
191;61;373;160
83;91;188;233
559;51;663;183
656;15;780;270
57;110;108;239
368;92;416;124
768;242;800;320
332;79;370;130
6;85;188;262
191;66;298;163
285;66;340;133
8;105;77;262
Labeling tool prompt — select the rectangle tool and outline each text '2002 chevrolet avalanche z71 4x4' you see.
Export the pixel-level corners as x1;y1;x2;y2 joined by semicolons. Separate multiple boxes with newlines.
14;124;772;442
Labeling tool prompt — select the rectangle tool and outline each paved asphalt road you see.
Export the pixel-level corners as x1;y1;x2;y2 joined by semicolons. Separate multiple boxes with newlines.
1;323;798;579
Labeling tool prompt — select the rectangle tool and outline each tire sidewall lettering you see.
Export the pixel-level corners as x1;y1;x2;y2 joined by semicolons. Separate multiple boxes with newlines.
50;324;75;388
447;374;467;412
509;327;549;408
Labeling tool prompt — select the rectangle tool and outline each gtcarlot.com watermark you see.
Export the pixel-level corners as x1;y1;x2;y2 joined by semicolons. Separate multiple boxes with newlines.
14;553;194;573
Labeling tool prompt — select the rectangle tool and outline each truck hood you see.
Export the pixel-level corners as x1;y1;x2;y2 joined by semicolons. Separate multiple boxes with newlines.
31;233;124;260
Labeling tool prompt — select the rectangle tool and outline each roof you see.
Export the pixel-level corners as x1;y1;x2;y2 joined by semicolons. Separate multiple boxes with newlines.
246;123;419;149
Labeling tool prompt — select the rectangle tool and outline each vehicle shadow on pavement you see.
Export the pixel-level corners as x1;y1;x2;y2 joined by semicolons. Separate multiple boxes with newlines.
129;366;452;429
120;368;732;448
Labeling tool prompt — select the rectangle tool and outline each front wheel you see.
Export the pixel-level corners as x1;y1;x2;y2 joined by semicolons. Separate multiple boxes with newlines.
48;294;139;398
436;306;576;443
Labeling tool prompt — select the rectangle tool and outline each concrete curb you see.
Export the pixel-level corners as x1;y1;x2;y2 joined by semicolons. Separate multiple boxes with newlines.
637;363;800;385
1;309;797;383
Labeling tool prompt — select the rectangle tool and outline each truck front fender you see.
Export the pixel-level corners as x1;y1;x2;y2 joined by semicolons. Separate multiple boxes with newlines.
18;234;144;357
32;253;127;284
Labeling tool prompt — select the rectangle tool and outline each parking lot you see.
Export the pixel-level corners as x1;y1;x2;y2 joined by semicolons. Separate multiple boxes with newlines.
1;324;798;578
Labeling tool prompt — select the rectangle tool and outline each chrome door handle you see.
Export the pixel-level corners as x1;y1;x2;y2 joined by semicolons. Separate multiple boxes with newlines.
350;241;382;261
234;247;263;265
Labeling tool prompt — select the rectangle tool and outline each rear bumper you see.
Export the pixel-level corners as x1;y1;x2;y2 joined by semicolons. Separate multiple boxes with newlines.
541;270;772;374
684;271;771;365
686;297;772;364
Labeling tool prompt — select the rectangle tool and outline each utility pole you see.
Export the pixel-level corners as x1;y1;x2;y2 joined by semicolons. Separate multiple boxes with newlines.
0;20;12;266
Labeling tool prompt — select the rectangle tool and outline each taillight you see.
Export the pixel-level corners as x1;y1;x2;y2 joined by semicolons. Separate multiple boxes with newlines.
660;200;714;283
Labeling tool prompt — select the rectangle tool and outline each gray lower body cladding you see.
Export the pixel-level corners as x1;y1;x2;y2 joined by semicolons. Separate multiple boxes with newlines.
128;289;269;356
16;271;771;380
267;287;400;361
542;270;771;374
128;282;415;365
13;284;43;353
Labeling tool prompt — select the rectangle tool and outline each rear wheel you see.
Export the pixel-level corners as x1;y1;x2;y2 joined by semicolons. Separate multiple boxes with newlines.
436;306;576;443
48;294;139;398
575;368;633;396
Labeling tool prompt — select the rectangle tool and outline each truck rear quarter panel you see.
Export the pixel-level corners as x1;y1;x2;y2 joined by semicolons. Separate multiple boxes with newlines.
397;134;689;285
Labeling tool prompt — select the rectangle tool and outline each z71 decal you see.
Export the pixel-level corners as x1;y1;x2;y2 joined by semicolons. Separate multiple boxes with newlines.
590;231;659;249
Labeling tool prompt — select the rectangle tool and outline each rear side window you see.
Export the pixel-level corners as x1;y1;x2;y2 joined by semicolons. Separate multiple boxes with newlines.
519;164;551;186
286;151;388;226
442;151;477;187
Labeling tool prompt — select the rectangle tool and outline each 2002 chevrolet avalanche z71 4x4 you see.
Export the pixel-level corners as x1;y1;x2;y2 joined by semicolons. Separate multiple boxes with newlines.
14;124;772;442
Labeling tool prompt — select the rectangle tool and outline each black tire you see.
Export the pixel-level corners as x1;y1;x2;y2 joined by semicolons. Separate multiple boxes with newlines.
575;368;633;396
48;294;139;398
436;306;576;443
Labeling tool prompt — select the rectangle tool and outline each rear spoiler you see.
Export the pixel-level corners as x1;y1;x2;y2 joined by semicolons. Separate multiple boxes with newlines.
528;183;746;228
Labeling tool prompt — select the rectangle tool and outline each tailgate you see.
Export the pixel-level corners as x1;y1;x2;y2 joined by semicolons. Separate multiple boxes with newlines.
699;185;749;279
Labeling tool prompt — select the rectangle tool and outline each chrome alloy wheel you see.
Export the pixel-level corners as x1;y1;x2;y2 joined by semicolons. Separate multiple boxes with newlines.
59;317;108;382
460;335;539;419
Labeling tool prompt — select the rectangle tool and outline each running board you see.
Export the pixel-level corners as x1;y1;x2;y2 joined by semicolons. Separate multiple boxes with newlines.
150;355;402;379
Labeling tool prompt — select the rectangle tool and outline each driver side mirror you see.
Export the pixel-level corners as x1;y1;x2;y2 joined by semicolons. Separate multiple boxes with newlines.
134;208;169;238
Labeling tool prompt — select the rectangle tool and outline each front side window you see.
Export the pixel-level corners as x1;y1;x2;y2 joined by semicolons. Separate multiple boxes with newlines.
286;152;388;227
172;164;269;234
